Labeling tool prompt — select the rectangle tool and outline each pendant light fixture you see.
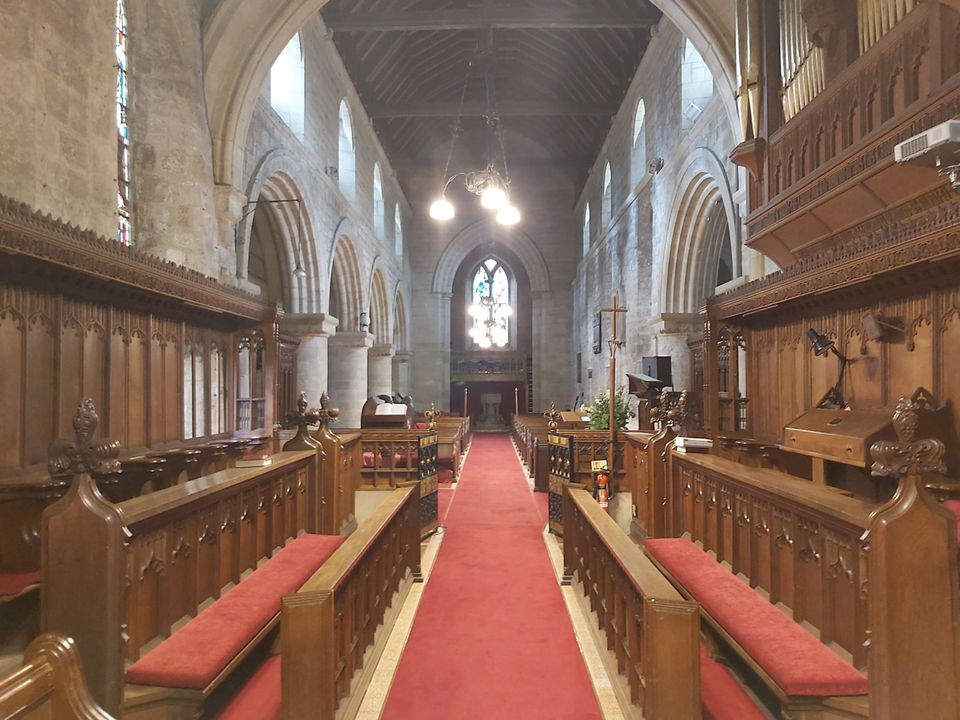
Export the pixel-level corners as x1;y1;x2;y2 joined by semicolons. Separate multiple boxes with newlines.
429;51;520;226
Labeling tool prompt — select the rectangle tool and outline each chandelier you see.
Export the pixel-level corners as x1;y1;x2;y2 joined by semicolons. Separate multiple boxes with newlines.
468;292;512;348
429;55;521;226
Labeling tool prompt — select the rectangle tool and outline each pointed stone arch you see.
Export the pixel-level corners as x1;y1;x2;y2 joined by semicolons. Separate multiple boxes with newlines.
393;288;407;352
432;220;550;295
368;264;390;346
239;151;320;313
329;234;363;330
659;147;739;316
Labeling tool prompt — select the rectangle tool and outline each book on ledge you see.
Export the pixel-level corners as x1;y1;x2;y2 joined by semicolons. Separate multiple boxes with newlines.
235;457;273;468
674;437;713;452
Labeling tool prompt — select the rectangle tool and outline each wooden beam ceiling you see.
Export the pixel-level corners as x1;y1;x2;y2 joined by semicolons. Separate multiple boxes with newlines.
367;100;617;118
325;7;659;32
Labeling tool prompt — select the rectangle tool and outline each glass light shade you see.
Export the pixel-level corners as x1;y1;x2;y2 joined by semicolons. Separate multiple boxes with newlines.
496;204;521;225
495;340;507;348
480;186;508;210
478;336;492;349
429;197;455;220
468;305;482;319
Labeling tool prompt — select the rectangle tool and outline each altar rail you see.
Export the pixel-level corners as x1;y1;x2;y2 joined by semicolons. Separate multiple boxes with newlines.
669;452;873;667
281;483;421;720
563;487;700;719
40;450;319;712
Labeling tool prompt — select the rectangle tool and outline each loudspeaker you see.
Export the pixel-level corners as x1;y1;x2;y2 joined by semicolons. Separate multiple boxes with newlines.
642;356;672;387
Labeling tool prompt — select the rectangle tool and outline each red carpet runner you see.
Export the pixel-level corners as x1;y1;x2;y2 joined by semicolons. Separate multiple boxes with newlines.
382;433;602;720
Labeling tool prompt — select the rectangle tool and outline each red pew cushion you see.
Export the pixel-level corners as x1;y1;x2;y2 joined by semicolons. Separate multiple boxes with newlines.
0;571;40;599
125;533;344;690
644;537;867;697
700;644;767;720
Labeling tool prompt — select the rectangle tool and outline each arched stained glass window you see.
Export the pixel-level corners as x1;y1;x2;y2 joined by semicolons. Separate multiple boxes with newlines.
468;258;512;349
116;0;132;245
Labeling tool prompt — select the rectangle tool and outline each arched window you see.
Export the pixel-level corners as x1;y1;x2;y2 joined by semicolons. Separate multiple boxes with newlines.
270;33;305;140
681;38;714;130
372;163;384;237
338;100;356;202
394;204;403;258
632;99;646;185
116;0;132;245
601;162;612;227
468;258;512;349
582;204;591;255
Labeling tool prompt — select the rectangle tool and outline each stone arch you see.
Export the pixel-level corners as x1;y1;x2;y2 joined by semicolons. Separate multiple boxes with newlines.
202;0;737;190
393;288;407;352
432;220;550;295
367;262;391;345
329;234;363;331
239;152;320;313
659;147;739;316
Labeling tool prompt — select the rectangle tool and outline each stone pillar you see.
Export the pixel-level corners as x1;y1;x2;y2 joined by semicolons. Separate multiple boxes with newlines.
412;291;451;411
392;351;412;396
367;343;395;396
328;331;373;427
214;184;247;285
650;313;702;391
280;314;339;407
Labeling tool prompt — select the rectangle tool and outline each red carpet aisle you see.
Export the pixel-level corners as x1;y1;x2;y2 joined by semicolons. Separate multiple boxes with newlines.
381;433;602;720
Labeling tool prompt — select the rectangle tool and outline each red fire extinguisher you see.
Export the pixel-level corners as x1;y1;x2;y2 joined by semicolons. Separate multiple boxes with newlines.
595;471;610;512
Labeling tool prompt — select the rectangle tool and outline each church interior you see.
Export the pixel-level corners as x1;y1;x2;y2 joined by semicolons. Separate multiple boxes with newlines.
1;0;960;718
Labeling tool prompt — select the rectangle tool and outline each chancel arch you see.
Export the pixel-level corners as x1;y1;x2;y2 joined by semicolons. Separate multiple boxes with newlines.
449;244;532;425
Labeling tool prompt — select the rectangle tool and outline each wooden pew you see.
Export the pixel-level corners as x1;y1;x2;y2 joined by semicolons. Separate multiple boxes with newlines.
546;430;626;535
623;427;673;539
346;428;440;537
562;486;700;719
664;451;872;667
40;403;323;715
862;396;960;720
281;483;422;720
0;633;114;719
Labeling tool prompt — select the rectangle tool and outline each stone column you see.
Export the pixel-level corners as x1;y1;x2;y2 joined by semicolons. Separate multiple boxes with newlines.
328;331;373;427
367;343;395;396
412;291;451;411
650;313;702;390
392;351;412;396
280;314;339;407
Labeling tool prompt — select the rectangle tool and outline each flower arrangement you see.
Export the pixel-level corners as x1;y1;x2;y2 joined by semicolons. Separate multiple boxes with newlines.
580;387;636;430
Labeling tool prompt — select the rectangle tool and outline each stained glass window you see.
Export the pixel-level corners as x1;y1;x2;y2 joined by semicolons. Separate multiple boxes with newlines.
468;258;511;349
116;0;132;245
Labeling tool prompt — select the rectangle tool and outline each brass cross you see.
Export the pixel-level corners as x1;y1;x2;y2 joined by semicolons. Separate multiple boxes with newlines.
544;402;562;431
600;295;627;356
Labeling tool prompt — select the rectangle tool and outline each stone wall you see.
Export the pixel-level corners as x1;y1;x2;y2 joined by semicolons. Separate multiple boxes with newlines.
572;19;747;404
0;0;117;240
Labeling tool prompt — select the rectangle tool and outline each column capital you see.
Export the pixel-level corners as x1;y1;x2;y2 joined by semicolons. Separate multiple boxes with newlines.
280;313;339;338
214;184;247;224
329;331;374;349
649;313;702;335
369;343;395;359
393;350;413;362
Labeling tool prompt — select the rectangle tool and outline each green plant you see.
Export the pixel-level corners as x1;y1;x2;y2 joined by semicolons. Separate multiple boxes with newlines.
581;387;636;430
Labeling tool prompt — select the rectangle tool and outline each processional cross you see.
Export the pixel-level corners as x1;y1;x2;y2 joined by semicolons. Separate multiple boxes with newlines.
600;295;627;473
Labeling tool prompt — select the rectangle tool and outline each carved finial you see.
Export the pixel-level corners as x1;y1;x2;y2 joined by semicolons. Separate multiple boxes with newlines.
870;395;946;478
283;391;320;450
316;390;340;428
296;391;308;415
48;399;120;476
424;403;439;430
544;402;562;431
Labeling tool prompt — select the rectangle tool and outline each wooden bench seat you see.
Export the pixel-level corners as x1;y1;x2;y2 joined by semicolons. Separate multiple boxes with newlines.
0;570;40;601
644;537;868;702
125;533;343;692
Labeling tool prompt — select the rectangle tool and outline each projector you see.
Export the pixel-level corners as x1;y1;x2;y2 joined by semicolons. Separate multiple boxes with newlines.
894;119;960;166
